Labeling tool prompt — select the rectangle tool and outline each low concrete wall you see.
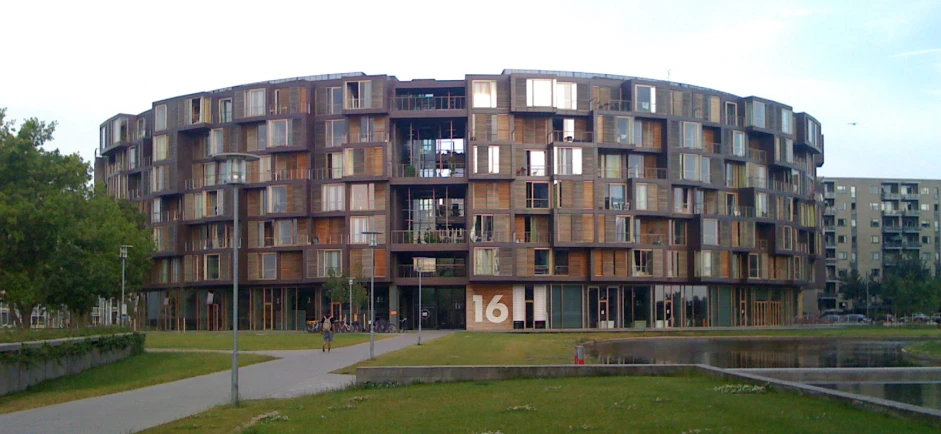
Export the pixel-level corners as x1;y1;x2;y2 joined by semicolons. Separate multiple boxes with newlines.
729;367;941;383
356;364;941;425
0;334;136;396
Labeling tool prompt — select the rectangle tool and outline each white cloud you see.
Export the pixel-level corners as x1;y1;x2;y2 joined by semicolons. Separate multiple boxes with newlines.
892;48;941;58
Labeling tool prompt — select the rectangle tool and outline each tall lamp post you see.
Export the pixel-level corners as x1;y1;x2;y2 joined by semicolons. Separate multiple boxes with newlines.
362;231;380;360
414;257;429;345
119;245;133;327
214;152;259;407
348;277;354;328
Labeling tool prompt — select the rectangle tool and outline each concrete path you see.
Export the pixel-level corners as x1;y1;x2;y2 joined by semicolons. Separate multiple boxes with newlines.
0;331;452;434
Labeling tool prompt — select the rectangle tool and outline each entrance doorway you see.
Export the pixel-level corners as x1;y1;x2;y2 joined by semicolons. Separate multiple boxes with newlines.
401;287;466;330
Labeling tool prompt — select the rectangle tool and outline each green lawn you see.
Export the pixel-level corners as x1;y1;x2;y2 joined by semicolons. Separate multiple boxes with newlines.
141;376;940;433
145;331;395;351
335;328;940;374
0;352;276;414
905;340;941;360
0;326;132;344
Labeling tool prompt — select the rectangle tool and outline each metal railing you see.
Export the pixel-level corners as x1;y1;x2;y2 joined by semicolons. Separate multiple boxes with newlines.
304;233;347;245
393;95;466;111
469;231;512;243
242;105;266;118
772;180;799;194
397;263;467;278
150;210;183;224
249;168;309;183
470;130;515;142
549;130;593;143
517;165;549;176
525;197;551;209
627;167;667;179
312;199;345;213
185;238;231;251
604;198;631;210
347;131;390;144
390;229;467;244
746;176;769;189
517;232;550;243
705;142;722;154
393;163;466;178
636;233;666;245
747;148;767;163
595;99;632;111
310;167;345;181
726;116;746;127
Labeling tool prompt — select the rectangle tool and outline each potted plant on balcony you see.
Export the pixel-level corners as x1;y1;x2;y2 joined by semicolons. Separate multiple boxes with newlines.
404;165;417;177
423;231;440;244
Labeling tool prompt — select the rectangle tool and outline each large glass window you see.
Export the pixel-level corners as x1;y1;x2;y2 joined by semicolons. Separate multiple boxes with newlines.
526;79;553;107
682;122;701;149
703;219;718;245
247;89;265;117
616;216;632;242
635;85;655;112
535;249;550;275
681;154;699;181
751;101;766;128
632;250;652;276
350;216;374;244
351;183;375;211
319;250;341;276
219;99;232;123
635;183;649;210
554;147;582;175
322;184;344;211
327;87;343;114
600;154;621;178
526;182;550;208
275;220;294;246
473;215;494;241
732;131;746;157
605;184;627;210
326;120;347;147
268;186;287;213
488;146;500;174
205;254;220;280
261;253;277;279
616;116;632;144
555;82;576;110
781;109;792;134
472;80;497;108
269;120;289;147
526;150;546;176
209;129;224;156
154;135;168;161
474;248;498;275
155;104;167;131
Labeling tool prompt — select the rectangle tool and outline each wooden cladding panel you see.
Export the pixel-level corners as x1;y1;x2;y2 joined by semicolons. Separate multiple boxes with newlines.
709;96;721;123
514;117;550;145
516;248;534;276
557;214;572;242
247;252;260;280
581;214;594;242
288;184;306;213
466;284;514;331
350;248;387;278
472;114;512;142
473;182;511;209
496;79;511;109
651;249;664;277
280;252;302;280
569;250;588;277
365;147;384;176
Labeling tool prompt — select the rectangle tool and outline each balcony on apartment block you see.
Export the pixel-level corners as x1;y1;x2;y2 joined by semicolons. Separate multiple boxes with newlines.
390;229;468;252
395;262;467;285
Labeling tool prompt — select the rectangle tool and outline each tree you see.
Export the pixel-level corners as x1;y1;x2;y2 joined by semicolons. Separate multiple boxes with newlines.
839;269;871;310
880;254;940;317
0;108;152;327
322;269;368;321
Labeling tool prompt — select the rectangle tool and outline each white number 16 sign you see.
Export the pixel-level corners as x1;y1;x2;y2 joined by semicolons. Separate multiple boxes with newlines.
472;295;509;323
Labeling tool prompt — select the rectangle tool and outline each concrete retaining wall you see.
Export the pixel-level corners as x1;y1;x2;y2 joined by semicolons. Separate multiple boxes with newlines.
729;367;941;383
356;364;941;425
0;334;136;396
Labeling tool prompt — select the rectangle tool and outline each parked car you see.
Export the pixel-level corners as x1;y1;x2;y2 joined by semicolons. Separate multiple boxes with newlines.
821;314;841;323
841;314;870;324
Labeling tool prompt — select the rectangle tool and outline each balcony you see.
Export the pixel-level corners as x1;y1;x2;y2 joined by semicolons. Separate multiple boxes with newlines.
184;176;224;191
747;148;767;163
249;168;310;184
516;232;551;243
524;196;551;209
468;230;513;243
342;131;390;145
391;229;467;245
627;167;667;180
548;130;593;144
391;163;466;181
595;99;632;112
305;233;347;246
882;226;902;233
883;240;922;249
517;165;549;177
726;116;745;127
824;225;836;232
185;238;231;251
396;263;467;279
823;191;835;199
392;95;466;112
823;207;836;216
722;206;755;218
902;193;921;201
881;191;901;200
903;225;922;233
150;210;184;225
704;142;722;154
635;233;667;245
903;209;922;216
771;180;800;195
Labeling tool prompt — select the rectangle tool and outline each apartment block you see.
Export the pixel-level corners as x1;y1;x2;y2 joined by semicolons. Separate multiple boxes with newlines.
820;178;941;311
94;69;826;331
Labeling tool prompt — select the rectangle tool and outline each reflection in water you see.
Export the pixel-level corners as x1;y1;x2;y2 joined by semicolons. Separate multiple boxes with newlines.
815;383;941;410
591;338;920;369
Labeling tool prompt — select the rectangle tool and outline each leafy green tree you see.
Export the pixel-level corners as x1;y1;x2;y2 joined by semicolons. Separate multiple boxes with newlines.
839;269;871;310
323;269;368;320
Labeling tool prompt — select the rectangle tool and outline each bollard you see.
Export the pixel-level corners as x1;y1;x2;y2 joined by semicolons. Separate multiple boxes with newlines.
574;345;585;365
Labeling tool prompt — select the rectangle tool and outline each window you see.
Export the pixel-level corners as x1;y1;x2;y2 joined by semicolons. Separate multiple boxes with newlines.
682;122;702;149
635;183;649;210
100;126;107;149
474;248;498;275
615;216;632;242
922;187;931;195
872;252;881;261
732;131;746;156
150;166;168;192
155;104;167;131
924;220;932;228
850;186;856;198
871;219;879;227
350;216;374;244
555;81;576;110
605;184;627;210
268;186;287;213
128;146;137;169
921;203;931;211
756;193;769;218
205;254;220;280
672;220;687;245
154;135;168;161
783;226;793;250
632;250;652;276
319;250;341;276
246;89;265;117
473;215;494;241
703;219;718;245
615;116;632;144
351;184;375;211
749;254;760;278
554;147;582;175
781;109;792;134
261;253;277;279
219;99;232;123
838;235;847;243
806;119;818;145
526;182;550;208
680;154;709;182
326;120;347;147
275;220;294;246
726;102;738;125
700;251;714;277
472;80;497;108
268;120;289;147
488;146;500;174
526;150;546;176
869;185;879;194
750;101;766;128
837;252;847;260
775;137;793;163
534;249;550;275
837;218;846;227
322;184;344;211
599;154;621;178
870;202;879;210
836;185;846;193
635;85;655;112
923;236;931;244
209;129;224;156
526;79;553;107
326;87;343;114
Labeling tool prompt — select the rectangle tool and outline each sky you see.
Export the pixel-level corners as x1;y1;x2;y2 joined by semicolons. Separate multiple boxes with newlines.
2;0;939;179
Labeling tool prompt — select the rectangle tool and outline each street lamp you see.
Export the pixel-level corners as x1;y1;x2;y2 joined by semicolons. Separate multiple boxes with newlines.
414;257;429;346
348;277;354;329
119;245;132;327
214;152;259;407
362;231;380;360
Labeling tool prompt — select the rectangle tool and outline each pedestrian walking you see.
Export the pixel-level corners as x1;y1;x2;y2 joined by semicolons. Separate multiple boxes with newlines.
321;314;334;352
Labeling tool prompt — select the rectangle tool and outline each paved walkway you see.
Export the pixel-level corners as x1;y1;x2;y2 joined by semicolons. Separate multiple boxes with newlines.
0;331;451;434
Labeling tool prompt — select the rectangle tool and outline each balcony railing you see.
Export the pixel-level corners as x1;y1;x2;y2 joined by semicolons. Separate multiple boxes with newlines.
184;175;223;191
902;193;921;201
310;167;345;181
304;233;347;245
470;130;515;142
549;130;593;143
397;263;467;278
771;180;799;194
516;232;550;243
517;165;549;176
525;197;551;209
705;142;722;154
185;238;231;251
747;148;767;163
636;233;666;245
603;198;631;210
726;116;746;127
390;229;467;244
595;99;632;112
722;205;755;217
249;168;309;183
469;230;512;243
150;210;183;224
881;192;901;200
746;177;769;189
393;95;466;111
393;163;466;179
627;167;668;179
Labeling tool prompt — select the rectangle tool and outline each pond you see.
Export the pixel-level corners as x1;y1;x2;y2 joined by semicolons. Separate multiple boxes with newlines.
814;382;941;410
590;338;922;369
